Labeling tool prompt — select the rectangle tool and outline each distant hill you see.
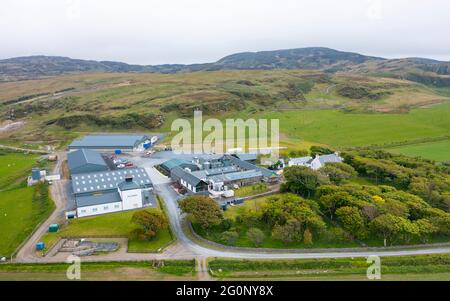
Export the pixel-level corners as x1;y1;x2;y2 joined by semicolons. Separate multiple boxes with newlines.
1;47;449;86
346;58;450;86
214;47;383;72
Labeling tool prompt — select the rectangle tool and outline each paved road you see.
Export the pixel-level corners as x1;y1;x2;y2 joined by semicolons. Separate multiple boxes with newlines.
0;144;50;154
15;152;68;262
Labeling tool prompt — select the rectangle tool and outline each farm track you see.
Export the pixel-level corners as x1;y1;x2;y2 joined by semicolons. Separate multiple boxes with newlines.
0;144;50;154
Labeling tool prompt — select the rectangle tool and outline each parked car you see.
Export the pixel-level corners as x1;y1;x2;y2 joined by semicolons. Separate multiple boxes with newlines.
117;164;125;169
125;162;134;167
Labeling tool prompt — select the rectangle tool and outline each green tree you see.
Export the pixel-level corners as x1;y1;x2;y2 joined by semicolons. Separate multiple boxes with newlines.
369;214;410;246
320;162;357;184
220;231;239;245
414;219;438;243
318;191;353;221
261;194;326;234
247;227;265;247
310;146;334;156
271;220;303;245
179;196;223;230
335;206;366;239
131;209;168;240
283;166;328;198
303;228;313;245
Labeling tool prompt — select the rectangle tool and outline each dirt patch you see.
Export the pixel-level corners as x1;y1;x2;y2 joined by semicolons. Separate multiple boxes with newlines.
0;121;24;134
114;81;133;87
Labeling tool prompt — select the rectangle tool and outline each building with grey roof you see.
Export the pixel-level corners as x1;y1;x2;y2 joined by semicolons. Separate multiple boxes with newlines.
169;154;278;195
190;166;238;180
68;148;109;174
231;153;258;164
68;134;149;151
310;153;344;170
193;154;231;169
209;170;263;186
70;167;155;218
171;167;208;193
226;154;278;183
76;191;122;208
159;159;199;175
288;156;313;167
72;168;152;195
287;153;343;170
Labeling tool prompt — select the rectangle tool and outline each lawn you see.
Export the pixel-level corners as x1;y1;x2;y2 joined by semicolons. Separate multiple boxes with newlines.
223;194;271;220
127;228;173;253
259;102;450;148
0;152;39;190
234;183;268;198
40;208;174;253
209;254;450;280
0;184;54;257
386;139;450;162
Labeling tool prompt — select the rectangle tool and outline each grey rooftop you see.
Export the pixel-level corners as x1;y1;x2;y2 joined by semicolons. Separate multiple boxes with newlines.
69;134;148;149
72;167;152;194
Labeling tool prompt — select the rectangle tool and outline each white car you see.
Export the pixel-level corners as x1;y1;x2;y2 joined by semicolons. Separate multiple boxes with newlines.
117;164;125;169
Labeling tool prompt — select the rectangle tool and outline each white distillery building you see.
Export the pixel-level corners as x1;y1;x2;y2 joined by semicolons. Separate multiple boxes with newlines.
70;168;156;218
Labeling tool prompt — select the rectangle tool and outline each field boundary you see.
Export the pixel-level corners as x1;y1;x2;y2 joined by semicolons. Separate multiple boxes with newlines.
366;135;450;151
9;186;56;261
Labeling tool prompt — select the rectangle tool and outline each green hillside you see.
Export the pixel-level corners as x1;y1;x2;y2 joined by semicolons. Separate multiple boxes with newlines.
0;70;448;152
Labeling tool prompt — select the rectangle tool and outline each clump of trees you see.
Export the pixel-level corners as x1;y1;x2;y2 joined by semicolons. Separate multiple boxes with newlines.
179;196;224;230
282;162;357;196
247;228;265;247
185;149;449;248
343;150;450;211
321;162;357;184
131;209;168;240
281;166;329;198
310;146;335;156
315;183;450;245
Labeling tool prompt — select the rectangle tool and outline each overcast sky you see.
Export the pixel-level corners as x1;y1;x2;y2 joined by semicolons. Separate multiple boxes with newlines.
1;0;449;64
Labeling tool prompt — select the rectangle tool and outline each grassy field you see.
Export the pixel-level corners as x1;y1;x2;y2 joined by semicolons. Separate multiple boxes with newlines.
234;183;269;198
386;139;450;162
208;254;450;280
40;208;174;253
0;152;39;190
0;260;196;280
0;70;448;149
259;102;450;148
223;194;271;220
0;184;54;257
127;228;173;253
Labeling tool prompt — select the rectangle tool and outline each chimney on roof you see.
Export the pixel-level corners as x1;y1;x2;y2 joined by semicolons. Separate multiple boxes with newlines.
125;174;133;182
